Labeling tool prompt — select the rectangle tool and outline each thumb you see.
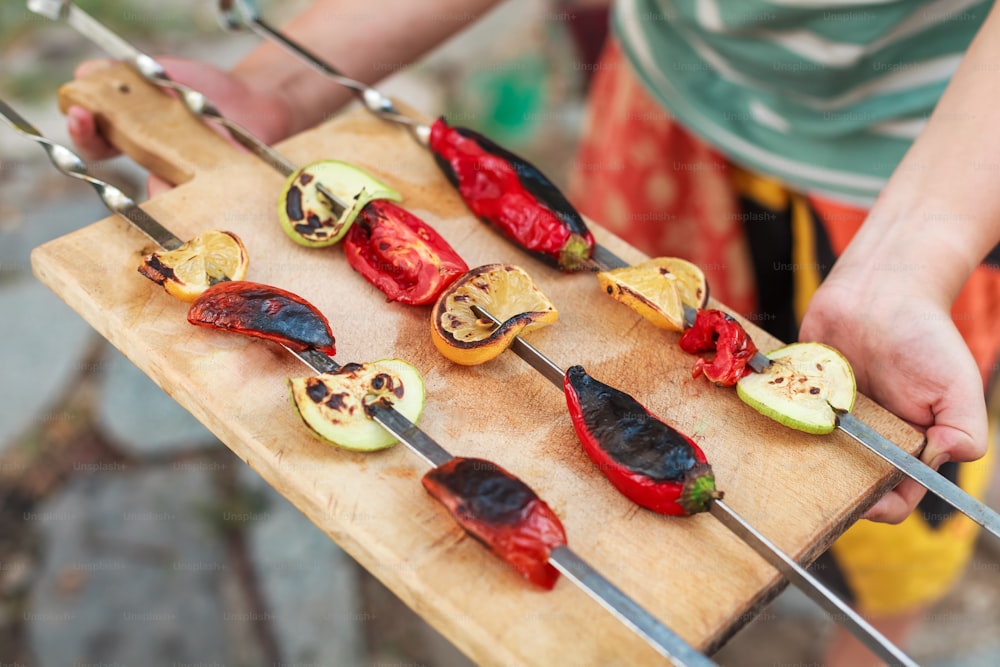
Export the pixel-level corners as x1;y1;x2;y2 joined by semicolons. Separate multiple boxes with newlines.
921;370;987;468
923;417;985;469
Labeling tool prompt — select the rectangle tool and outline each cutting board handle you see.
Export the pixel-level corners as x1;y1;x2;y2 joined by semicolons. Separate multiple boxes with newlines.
58;63;238;187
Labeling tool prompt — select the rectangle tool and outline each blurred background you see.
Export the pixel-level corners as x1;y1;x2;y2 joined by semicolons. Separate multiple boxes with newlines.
2;1;1000;665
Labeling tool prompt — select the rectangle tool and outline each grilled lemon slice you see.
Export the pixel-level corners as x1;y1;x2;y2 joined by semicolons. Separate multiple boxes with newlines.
138;229;249;302
430;264;558;365
597;257;708;331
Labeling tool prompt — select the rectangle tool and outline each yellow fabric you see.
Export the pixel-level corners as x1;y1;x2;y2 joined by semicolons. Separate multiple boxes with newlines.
733;166;995;617
731;167;820;324
790;195;822;325
830;435;995;617
730;166;788;211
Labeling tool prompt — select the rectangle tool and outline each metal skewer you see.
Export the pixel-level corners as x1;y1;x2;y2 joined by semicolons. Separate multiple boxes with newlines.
216;0;430;145
27;0;351;216
834;411;1000;540
472;304;918;667
220;0;999;530
0;99;183;251
282;353;712;667
280;357;713;667
205;0;652;275
679;303;1000;542
0;101;715;667
24;0;977;646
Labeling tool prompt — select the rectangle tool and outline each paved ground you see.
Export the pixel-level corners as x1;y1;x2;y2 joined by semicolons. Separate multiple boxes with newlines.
3;2;1000;666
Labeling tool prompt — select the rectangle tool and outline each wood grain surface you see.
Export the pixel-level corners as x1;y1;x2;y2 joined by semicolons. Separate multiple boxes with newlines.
30;63;923;665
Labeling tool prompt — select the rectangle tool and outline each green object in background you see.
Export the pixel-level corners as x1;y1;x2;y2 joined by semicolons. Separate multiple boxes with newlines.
455;52;549;147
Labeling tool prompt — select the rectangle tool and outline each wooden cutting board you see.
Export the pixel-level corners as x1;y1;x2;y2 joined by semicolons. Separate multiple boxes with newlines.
31;63;921;666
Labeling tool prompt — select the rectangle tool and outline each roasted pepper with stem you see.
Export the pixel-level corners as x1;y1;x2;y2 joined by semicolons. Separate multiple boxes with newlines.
422;456;567;590
678;309;758;386
563;365;720;516
343;199;468;306
428;117;595;272
187;281;336;354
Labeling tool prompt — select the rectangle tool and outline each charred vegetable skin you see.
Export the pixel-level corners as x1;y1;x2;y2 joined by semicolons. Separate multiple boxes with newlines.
428;117;594;272
679;309;758;386
422;457;567;590
563;366;720;516
188;281;336;354
289;359;426;451
277;160;402;248
343;199;469;305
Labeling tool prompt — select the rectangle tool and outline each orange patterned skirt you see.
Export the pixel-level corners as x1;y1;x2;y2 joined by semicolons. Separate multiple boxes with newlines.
568;39;1000;617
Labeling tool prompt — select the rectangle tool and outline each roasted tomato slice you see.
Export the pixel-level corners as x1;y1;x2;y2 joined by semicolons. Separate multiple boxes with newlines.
678;309;758;386
422;457;567;590
187;281;336;354
343;200;468;306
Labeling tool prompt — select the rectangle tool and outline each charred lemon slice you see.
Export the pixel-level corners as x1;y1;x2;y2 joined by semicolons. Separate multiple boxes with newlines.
597;257;708;331
431;264;558;365
289;359;425;451
278;160;402;248
736;342;856;435
138;229;249;302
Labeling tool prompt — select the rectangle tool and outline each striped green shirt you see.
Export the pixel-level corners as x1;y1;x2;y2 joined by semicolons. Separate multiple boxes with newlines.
613;0;993;205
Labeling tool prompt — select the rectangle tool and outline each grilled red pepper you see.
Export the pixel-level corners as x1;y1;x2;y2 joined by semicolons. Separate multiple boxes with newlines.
563;366;720;516
422;457;567;590
428;117;595;272
678;309;758;386
343;199;468;306
188;281;336;354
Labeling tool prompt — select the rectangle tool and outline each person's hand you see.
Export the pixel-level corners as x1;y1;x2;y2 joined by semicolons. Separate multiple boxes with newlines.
799;263;987;524
67;57;294;196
